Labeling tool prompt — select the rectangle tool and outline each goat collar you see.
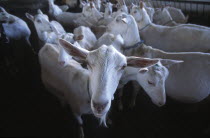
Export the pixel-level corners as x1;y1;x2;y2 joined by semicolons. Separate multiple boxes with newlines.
123;40;144;51
139;23;151;32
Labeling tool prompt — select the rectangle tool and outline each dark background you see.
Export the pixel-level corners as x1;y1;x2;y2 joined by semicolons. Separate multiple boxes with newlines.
0;0;210;137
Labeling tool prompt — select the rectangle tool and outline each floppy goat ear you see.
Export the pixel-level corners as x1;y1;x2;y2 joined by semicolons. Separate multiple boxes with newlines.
121;17;128;24
160;59;184;68
25;13;34;21
127;56;159;68
59;39;89;60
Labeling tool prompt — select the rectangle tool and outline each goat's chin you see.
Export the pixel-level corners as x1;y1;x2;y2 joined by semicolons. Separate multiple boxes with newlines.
92;110;107;118
152;99;165;107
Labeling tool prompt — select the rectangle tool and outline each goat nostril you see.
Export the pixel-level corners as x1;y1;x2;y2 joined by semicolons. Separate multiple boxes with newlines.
158;102;164;106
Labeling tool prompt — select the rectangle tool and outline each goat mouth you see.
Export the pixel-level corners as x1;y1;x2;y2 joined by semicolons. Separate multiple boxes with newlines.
93;112;105;118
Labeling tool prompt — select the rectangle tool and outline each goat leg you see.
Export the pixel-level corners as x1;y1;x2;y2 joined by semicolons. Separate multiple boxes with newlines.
129;81;140;109
117;87;124;111
75;114;85;138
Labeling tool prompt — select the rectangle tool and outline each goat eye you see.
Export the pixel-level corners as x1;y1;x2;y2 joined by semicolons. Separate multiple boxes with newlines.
134;11;137;14
37;19;41;23
148;81;155;86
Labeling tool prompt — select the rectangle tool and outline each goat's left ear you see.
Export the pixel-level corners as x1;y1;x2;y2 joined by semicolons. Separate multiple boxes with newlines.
59;39;89;60
160;59;184;68
127;57;159;68
140;1;144;9
0;6;6;13
121;17;128;24
37;9;43;14
25;13;34;21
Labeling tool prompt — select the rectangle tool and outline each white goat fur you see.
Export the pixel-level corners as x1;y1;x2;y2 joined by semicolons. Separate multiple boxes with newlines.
0;7;31;45
96;33;182;106
107;13;141;47
131;4;210;52
124;44;210;103
73;26;97;50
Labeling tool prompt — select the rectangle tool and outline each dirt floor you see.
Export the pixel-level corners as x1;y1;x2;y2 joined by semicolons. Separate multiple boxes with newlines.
0;2;210;138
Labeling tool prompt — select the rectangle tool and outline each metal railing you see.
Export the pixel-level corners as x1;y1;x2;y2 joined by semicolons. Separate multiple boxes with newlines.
146;0;210;17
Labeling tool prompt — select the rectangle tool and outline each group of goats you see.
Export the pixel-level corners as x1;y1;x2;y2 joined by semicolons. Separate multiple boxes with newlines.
1;0;210;137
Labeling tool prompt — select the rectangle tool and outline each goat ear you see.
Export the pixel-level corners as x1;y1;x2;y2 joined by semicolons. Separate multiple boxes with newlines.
80;1;86;7
127;56;159;68
121;17;128;24
59;39;89;60
0;6;6;13
25;13;34;21
140;1;144;9
160;59;183;68
37;9;43;14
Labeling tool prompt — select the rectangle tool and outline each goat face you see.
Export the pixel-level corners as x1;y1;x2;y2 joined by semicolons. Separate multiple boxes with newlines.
136;62;168;107
130;5;144;22
107;13;140;46
59;39;159;123
26;10;51;32
0;7;9;23
107;13;130;35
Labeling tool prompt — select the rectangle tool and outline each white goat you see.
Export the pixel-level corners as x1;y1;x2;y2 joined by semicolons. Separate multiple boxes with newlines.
26;10;58;45
73;1;103;27
48;0;83;27
39;39;159;137
153;7;177;26
0;6;31;45
166;6;188;24
131;2;210;52
96;33;182;108
124;44;210;103
97;2;114;26
107;13;141;47
73;26;97;50
112;2;128;18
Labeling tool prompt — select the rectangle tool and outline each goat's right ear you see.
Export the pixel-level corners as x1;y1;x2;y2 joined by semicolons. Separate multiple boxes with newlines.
59;39;89;60
127;56;159;68
25;13;34;21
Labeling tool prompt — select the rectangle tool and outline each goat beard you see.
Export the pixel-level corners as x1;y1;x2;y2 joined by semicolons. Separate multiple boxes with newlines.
99;112;108;127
